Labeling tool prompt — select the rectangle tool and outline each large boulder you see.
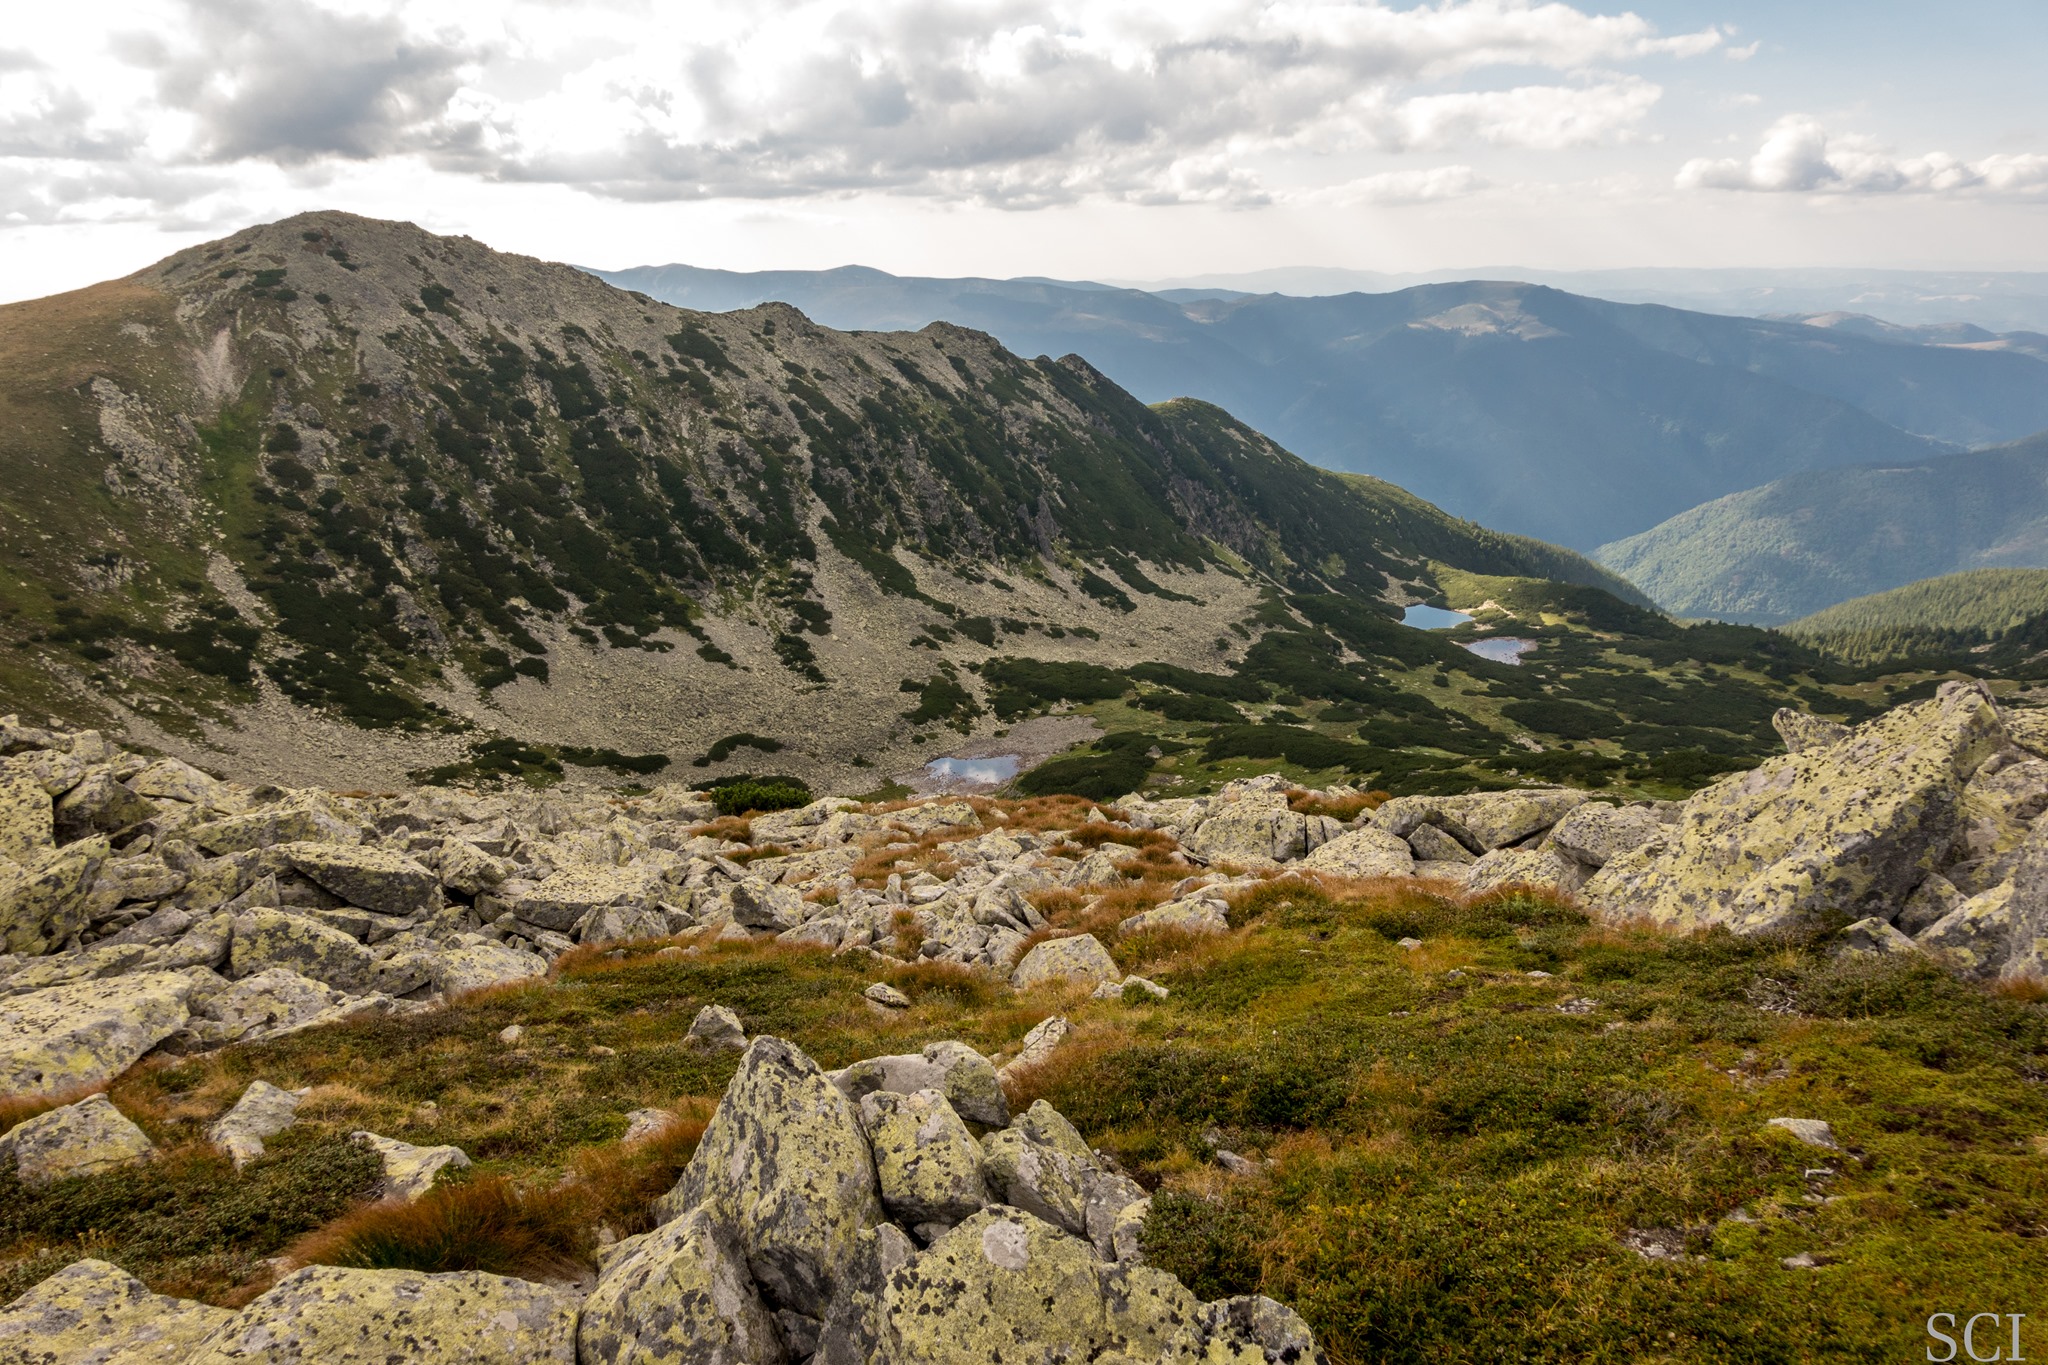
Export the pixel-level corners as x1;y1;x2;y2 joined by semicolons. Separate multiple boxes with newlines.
860;1089;992;1227
276;841;439;917
850;1208;1326;1365
184;1265;579;1364
513;867;662;933
0;837;109;956
53;769;159;841
127;756;231;808
577;1206;787;1365
659;1036;885;1310
0;1258;232;1364
181;967;369;1049
0;1093;156;1185
427;940;549;996
186;799;364;855
231;908;378;993
1183;786;1309;866
1301;827;1416;879
1464;846;1587;897
1918;817;2048;981
1584;682;2007;934
0;970;194;1095
1010;934;1120;989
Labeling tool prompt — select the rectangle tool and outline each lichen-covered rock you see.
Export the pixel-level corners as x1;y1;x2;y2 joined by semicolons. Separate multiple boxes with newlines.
1301;827;1416;879
0;1258;231;1364
1010;934;1119;989
0;763;54;862
513;866;660;932
436;839;514;897
181;967;368;1049
1773;708;1851;754
53;768;159;841
276;841;439;917
997;1015;1070;1082
1183;788;1308;866
1897;872;1967;937
855;1208;1327;1365
1404;823;1474;865
231;908;377;992
577;1206;786;1365
1585;681;2007;935
0;1093;155;1184
352;1130;472;1201
660;1036;885;1309
0;837;109;956
209;1079;306;1169
726;879;807;933
686;1003;748;1053
127;756;230;808
187;800;365;855
184;1265;579;1364
1464;846;1586;897
1839;916;1918;958
0;970;193;1095
1118;897;1230;936
981;1127;1092;1237
427;940;548;996
1548;802;1666;868
835;1041;1009;1128
1455;789;1589;851
860;1089;991;1226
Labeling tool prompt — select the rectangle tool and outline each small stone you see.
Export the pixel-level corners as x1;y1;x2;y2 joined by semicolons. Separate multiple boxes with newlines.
1397;937;1423;950
1767;1117;1841;1150
352;1130;472;1201
864;982;911;1009
208;1080;305;1169
622;1108;679;1144
1526;970;1553;979
1556;997;1598;1014
1215;1150;1261;1176
1781;1252;1821;1269
997;1015;1071;1082
684;1003;747;1052
498;1023;524;1045
589;1045;617;1057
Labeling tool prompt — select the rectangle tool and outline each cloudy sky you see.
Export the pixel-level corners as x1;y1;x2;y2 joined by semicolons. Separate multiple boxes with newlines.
3;0;2044;301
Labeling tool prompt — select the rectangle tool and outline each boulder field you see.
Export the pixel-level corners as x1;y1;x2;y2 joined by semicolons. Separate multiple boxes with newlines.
1;1034;1325;1364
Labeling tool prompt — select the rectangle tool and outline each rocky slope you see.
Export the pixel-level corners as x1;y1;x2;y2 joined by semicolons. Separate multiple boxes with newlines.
0;211;1637;794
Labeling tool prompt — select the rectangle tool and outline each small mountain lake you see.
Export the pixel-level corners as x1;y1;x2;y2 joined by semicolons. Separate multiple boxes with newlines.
1461;638;1537;665
1401;604;1474;629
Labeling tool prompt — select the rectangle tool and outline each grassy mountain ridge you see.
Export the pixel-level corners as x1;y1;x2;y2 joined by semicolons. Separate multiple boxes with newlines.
1595;432;2048;625
597;263;2048;549
1781;569;2048;667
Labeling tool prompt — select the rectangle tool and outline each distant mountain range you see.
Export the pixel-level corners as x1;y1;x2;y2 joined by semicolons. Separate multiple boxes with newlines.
1111;266;2048;336
595;263;2048;553
1595;433;2048;625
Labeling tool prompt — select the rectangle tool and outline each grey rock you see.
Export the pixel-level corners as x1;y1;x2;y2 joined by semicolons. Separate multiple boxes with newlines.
1767;1117;1840;1150
577;1205;787;1365
208;1080;305;1169
833;1041;1009;1128
1839;916;1919;958
352;1130;472;1201
1118;897;1229;936
276;841;439;917
859;1088;991;1226
0;1093;155;1185
0;970;194;1095
686;1004;748;1053
1010;933;1119;989
1404;822;1475;864
1548;802;1665;868
863;982;910;1009
0;1258;231;1364
230;907;377;992
1773;709;1851;754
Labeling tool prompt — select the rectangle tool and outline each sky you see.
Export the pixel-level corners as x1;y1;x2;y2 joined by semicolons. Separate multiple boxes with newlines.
2;0;2044;302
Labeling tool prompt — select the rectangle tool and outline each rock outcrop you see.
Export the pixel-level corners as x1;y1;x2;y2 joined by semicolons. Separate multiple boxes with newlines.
0;1258;231;1363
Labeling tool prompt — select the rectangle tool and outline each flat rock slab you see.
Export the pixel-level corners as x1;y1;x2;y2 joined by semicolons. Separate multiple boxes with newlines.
0;1258;231;1365
0;970;194;1096
209;1080;306;1169
276;841;439;917
185;1265;579;1365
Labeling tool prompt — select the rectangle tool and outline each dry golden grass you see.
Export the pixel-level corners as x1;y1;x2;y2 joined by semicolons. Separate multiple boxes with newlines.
1286;789;1389;821
0;1083;104;1136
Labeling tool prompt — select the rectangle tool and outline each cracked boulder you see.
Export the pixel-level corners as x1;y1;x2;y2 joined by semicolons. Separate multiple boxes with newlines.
0;1259;231;1365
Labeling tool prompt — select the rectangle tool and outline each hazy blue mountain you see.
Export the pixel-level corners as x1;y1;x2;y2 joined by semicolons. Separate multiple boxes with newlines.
596;263;2048;549
1596;433;2048;625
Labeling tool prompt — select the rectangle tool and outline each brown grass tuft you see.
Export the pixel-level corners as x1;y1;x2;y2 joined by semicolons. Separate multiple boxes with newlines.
1286;789;1388;821
0;1083;104;1136
1991;974;2048;1003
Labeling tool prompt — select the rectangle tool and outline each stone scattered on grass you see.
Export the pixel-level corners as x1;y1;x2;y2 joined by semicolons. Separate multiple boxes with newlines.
351;1130;473;1202
207;1079;306;1169
0;1258;230;1363
683;1003;747;1053
622;1108;678;1144
864;982;911;1010
1011;934;1119;989
1768;1117;1841;1150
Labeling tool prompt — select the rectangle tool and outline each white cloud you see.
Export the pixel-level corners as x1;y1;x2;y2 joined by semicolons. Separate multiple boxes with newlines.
0;0;1723;221
1310;164;1486;205
1678;115;2048;196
